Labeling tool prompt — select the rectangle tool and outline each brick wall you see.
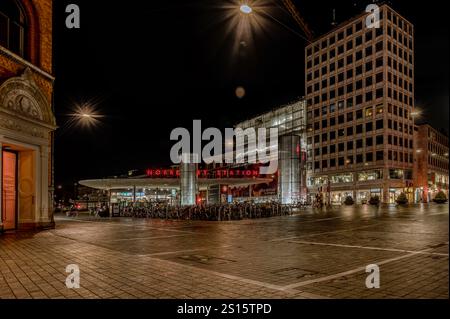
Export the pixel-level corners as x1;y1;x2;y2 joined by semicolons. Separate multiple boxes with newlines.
0;0;53;101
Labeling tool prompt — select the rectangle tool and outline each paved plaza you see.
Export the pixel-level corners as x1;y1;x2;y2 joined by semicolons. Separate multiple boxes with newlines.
0;204;448;299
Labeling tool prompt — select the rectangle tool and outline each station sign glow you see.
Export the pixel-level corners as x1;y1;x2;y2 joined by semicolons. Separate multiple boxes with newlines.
145;169;260;178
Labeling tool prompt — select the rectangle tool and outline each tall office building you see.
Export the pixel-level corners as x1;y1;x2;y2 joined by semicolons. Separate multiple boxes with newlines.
305;5;415;204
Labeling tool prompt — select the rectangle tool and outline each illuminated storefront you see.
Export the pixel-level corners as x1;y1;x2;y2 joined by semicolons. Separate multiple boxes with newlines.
307;169;412;204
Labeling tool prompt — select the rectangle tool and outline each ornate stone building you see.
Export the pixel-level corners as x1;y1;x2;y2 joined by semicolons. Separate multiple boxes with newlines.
0;0;56;231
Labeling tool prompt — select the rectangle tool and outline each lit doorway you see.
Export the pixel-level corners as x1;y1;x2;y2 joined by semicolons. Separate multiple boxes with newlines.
2;150;18;230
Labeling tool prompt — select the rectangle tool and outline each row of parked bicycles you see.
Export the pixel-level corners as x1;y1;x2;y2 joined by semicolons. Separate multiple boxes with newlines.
119;202;297;221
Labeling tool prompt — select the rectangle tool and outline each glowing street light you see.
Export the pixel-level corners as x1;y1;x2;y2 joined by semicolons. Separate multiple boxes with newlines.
411;107;423;120
66;103;104;130
240;4;253;14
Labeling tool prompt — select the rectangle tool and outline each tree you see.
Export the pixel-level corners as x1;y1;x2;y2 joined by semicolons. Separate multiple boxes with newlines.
344;196;354;206
433;191;448;204
369;195;380;206
396;193;408;205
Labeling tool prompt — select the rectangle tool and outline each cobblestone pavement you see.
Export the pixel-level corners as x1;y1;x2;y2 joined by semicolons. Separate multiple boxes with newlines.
0;204;448;299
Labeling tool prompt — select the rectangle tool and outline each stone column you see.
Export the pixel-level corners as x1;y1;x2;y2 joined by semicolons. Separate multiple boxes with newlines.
0;140;3;232
279;135;301;204
39;145;49;223
180;154;198;206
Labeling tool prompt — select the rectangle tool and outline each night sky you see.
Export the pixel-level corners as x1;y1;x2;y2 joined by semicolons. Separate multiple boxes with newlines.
53;0;449;186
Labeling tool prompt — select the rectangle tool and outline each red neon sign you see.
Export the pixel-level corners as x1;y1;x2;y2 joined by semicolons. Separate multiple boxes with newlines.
145;169;260;178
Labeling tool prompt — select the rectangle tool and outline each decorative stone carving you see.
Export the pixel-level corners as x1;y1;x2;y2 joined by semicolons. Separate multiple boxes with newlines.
0;68;56;127
0;115;47;138
6;91;42;120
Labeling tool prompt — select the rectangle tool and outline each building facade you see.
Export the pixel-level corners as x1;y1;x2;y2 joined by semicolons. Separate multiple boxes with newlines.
0;0;56;231
226;99;307;204
305;5;416;204
414;124;449;202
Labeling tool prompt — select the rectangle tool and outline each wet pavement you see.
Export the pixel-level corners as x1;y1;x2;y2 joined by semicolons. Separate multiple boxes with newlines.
0;204;448;299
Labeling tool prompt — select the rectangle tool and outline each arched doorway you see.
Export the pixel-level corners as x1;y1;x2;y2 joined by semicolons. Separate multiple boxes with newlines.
0;68;56;231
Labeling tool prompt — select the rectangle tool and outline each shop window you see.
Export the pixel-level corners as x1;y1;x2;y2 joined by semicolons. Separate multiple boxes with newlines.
331;173;353;183
389;169;404;179
358;170;382;181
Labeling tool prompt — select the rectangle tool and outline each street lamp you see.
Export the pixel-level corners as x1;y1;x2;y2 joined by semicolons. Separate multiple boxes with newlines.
240;4;253;14
67;103;103;130
234;2;309;42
